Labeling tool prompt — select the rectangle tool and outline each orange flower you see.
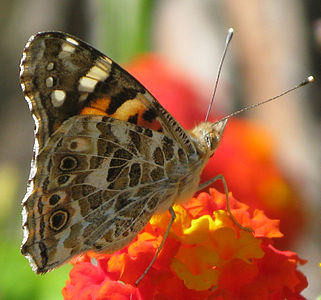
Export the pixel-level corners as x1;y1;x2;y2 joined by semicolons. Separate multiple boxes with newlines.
62;189;307;299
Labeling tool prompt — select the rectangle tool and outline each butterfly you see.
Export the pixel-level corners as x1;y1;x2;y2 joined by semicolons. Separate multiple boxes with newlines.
20;31;235;275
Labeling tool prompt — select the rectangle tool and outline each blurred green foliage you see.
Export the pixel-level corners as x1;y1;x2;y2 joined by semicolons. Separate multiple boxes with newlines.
0;164;71;299
98;0;153;62
0;237;71;300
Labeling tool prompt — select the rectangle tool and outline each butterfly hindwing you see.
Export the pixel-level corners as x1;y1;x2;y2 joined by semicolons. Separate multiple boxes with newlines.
21;114;182;273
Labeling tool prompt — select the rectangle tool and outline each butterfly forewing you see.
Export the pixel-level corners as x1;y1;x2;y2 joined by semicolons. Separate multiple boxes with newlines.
20;31;196;154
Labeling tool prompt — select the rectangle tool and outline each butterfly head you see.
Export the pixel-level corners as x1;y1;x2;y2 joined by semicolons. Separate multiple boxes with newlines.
190;119;228;159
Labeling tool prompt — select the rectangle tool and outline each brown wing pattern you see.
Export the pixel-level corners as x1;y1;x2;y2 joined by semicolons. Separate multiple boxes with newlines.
21;115;186;273
20;31;201;274
20;31;196;155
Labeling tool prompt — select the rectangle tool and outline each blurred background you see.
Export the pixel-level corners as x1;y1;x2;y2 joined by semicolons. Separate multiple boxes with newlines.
0;0;320;299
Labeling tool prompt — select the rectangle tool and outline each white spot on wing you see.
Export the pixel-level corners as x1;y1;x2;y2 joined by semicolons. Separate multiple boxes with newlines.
86;65;109;81
32;114;39;135
96;59;111;72
22;206;28;226
47;62;54;71
25;33;36;49
21;52;27;61
78;77;98;92
62;42;75;53
51;90;66;107
24;253;38;273
33;137;40;158
66;37;79;46
103;56;112;64
25;95;32;110
20;53;27;76
46;77;54;87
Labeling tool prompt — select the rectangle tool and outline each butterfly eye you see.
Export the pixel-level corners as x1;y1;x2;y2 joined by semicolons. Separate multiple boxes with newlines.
205;135;210;146
205;134;213;149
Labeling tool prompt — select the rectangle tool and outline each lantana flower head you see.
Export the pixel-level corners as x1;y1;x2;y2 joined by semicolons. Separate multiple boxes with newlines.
63;189;307;299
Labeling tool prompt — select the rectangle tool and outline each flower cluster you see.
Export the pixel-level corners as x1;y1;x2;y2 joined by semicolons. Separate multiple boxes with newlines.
62;189;307;299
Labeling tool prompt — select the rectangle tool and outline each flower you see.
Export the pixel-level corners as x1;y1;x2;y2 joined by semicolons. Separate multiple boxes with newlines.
62;189;307;299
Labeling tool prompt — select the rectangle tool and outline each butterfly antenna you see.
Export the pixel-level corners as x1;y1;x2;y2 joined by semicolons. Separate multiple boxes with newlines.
218;75;315;122
205;28;234;122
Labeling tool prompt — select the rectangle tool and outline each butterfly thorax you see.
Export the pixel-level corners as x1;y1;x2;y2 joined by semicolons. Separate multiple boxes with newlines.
172;119;228;205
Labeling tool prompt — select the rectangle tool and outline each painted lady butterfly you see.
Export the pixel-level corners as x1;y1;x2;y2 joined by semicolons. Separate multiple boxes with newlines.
19;31;249;275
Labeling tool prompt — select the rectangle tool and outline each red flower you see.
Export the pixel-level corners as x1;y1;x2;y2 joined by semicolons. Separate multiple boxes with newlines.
62;189;307;299
62;262;140;300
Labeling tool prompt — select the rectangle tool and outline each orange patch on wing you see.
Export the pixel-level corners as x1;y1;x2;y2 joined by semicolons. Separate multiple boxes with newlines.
91;97;111;111
80;107;108;116
80;97;162;131
80;97;110;116
111;98;162;131
111;98;145;121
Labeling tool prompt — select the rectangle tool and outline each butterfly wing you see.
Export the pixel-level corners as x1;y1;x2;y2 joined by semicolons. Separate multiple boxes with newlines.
20;31;200;273
22;114;182;273
20;31;196;155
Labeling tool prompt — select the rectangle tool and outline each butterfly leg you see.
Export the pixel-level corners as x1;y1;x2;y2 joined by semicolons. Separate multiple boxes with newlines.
135;207;176;286
198;174;253;232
